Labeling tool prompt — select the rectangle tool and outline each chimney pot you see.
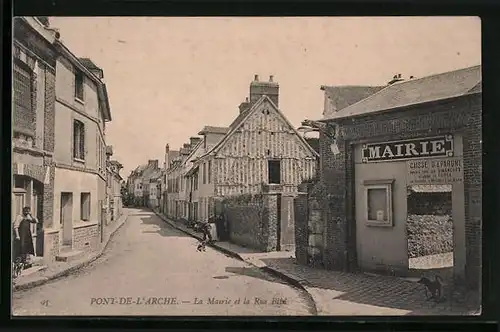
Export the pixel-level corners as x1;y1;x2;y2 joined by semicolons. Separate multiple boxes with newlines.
269;75;274;82
254;74;259;81
246;97;249;102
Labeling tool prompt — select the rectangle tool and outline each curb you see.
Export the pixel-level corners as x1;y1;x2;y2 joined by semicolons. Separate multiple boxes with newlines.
153;210;318;315
13;212;130;292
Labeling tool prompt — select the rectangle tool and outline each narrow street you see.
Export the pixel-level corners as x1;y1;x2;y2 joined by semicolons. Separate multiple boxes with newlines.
12;209;313;316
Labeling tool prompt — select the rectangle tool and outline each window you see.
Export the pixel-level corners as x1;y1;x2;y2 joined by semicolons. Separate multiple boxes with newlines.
73;120;85;160
80;193;91;221
208;160;212;184
364;179;394;227
268;160;281;184
13;60;34;134
75;70;84;101
203;163;207;184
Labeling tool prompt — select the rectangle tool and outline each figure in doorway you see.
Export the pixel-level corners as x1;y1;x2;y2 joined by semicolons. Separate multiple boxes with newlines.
12;206;38;278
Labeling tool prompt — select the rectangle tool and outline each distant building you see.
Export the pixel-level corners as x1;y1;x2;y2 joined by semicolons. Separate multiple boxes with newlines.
105;145;123;223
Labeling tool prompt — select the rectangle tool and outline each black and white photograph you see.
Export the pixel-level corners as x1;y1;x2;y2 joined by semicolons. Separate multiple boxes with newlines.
11;16;481;316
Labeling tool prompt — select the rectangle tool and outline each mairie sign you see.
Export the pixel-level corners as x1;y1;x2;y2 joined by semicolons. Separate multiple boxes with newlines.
361;135;454;163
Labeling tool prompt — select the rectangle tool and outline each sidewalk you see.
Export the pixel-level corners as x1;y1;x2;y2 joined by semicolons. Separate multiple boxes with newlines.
154;210;480;316
13;210;131;292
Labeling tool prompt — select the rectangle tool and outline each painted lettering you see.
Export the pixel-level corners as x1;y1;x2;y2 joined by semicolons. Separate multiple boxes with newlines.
382;145;394;158
404;143;419;156
431;140;446;154
420;141;430;155
394;144;404;157
368;146;381;159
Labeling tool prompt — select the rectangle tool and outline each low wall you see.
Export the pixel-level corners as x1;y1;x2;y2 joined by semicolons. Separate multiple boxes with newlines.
73;224;99;252
222;194;268;251
225;205;265;250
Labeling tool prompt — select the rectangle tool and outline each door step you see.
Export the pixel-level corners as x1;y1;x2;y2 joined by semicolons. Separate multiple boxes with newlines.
56;249;84;262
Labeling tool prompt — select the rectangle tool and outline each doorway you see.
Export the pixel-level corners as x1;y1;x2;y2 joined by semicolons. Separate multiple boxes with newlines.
60;192;73;246
406;185;454;279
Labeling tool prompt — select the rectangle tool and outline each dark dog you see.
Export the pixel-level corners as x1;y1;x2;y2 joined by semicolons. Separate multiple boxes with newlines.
12;257;25;279
197;240;207;252
418;276;445;303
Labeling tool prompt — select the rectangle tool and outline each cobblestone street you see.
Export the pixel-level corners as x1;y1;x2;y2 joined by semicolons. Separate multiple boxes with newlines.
12;209;313;316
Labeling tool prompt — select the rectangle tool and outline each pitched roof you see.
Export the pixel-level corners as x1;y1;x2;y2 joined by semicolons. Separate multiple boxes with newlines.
199;95;319;159
321;85;385;118
324;65;481;120
198;126;229;135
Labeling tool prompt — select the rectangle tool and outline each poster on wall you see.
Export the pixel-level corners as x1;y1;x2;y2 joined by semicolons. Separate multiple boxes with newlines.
406;156;463;185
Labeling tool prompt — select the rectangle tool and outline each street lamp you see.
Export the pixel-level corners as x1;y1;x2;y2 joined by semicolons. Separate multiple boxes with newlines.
297;119;340;155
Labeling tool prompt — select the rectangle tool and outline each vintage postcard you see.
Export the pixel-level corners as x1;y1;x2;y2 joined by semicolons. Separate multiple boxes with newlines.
11;16;481;316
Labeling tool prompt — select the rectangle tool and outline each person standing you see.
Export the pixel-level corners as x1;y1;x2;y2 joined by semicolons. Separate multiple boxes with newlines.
13;206;38;263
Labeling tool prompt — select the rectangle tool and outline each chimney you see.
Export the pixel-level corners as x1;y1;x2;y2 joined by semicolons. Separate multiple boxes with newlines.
238;97;251;114
250;74;279;107
189;137;201;147
387;73;405;85
164;144;170;170
148;159;159;169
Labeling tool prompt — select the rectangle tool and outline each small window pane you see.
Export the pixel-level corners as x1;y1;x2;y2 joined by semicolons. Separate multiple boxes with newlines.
367;188;387;221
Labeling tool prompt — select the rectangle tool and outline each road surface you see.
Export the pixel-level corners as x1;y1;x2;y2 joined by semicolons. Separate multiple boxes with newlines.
12;209;313;316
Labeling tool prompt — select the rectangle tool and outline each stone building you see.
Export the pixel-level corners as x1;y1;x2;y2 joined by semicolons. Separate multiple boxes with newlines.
12;17;113;263
295;66;482;291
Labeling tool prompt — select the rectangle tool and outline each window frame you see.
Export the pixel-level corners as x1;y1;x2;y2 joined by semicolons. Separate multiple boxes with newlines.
268;159;281;185
74;69;85;102
363;179;394;227
80;192;91;221
73;119;86;161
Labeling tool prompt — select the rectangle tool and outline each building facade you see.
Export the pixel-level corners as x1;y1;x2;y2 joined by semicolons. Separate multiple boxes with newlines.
12;17;59;262
191;75;318;223
51;37;111;259
105;146;123;223
296;66;482;291
12;17;113;263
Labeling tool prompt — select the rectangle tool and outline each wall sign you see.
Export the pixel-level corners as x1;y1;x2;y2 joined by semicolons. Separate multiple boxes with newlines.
406;156;463;185
362;135;453;163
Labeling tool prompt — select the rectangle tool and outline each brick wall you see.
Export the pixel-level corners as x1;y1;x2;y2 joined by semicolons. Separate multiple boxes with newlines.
73;224;99;252
320;94;482;288
43;67;56;152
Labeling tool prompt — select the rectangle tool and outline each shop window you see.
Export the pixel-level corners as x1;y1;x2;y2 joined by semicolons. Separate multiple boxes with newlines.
80;192;91;221
364;179;394;227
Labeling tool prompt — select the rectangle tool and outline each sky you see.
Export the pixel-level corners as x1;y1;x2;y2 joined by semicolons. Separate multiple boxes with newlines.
49;16;481;177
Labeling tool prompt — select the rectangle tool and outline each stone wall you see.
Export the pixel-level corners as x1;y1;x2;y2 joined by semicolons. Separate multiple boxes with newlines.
73;224;99;252
222;194;268;251
44;230;59;263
